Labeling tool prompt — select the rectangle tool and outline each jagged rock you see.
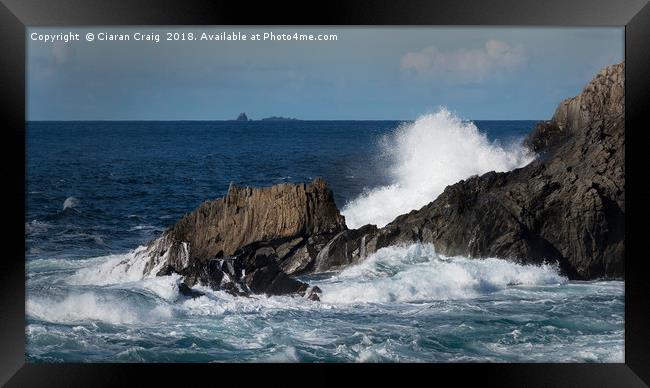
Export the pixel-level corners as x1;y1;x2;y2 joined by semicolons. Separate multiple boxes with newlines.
175;244;311;297
143;177;345;274
316;62;625;280
524;63;624;156
312;225;379;273
522;121;564;153
238;245;308;295
140;178;346;296
550;63;624;133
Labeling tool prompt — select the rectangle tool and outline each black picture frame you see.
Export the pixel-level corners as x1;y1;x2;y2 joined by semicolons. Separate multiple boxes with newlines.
2;0;649;386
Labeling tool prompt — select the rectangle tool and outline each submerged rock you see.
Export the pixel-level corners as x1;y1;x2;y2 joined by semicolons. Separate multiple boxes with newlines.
178;282;204;299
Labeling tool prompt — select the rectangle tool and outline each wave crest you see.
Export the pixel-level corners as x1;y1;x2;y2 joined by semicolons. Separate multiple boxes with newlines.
68;246;156;286
27;292;173;325
341;108;533;228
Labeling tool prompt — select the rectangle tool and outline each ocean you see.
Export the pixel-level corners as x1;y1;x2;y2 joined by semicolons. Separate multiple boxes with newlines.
25;111;624;362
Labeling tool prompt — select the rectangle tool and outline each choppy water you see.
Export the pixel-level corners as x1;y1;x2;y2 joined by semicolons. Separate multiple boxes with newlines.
26;112;624;362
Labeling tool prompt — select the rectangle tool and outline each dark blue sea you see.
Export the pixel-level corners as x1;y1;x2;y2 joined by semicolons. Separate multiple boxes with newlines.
26;112;624;362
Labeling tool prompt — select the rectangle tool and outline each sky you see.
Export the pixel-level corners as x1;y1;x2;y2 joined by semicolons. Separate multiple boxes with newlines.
27;27;623;121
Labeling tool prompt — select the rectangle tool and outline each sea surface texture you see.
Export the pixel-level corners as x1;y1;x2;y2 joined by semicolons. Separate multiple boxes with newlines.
26;115;624;362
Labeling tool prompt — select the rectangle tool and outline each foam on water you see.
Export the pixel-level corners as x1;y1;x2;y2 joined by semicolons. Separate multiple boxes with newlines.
27;292;173;325
55;242;567;320
68;245;162;286
63;242;569;309
26;245;623;362
28;261;181;326
317;243;567;304
136;275;183;301
342;108;534;228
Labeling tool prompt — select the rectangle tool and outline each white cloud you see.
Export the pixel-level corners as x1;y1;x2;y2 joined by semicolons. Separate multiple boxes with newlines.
401;40;526;83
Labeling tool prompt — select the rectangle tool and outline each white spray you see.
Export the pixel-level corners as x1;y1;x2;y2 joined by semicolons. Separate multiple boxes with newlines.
341;108;534;228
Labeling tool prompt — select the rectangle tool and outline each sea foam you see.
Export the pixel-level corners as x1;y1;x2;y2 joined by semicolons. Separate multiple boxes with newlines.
341;108;533;228
67;245;157;286
318;243;567;304
27;292;173;325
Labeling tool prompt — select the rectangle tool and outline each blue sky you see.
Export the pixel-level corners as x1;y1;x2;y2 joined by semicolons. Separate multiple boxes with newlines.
27;27;623;120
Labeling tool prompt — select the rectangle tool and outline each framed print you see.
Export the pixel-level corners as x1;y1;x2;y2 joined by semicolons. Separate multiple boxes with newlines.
1;0;649;386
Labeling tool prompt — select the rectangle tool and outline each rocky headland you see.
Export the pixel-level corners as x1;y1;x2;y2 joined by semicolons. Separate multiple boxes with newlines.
139;62;624;298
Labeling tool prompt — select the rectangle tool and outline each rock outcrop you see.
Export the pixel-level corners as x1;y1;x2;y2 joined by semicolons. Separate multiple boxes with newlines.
140;178;345;298
316;62;625;279
549;63;624;134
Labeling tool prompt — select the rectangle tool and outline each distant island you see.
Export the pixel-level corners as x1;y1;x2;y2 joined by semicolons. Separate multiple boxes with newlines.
260;116;301;122
235;112;250;121
233;112;300;122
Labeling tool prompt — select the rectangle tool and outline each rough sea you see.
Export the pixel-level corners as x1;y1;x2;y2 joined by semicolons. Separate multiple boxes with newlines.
26;110;624;362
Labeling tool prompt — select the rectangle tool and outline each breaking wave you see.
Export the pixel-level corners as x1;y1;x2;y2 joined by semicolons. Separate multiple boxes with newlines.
67;246;157;286
341;108;533;228
27;244;621;363
27;292;174;325
48;242;567;318
318;243;567;304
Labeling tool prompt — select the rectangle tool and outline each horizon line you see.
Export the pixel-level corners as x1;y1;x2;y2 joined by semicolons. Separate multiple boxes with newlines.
25;118;546;122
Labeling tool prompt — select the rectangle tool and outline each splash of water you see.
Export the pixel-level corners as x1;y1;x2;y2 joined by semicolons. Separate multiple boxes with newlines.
342;108;533;228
